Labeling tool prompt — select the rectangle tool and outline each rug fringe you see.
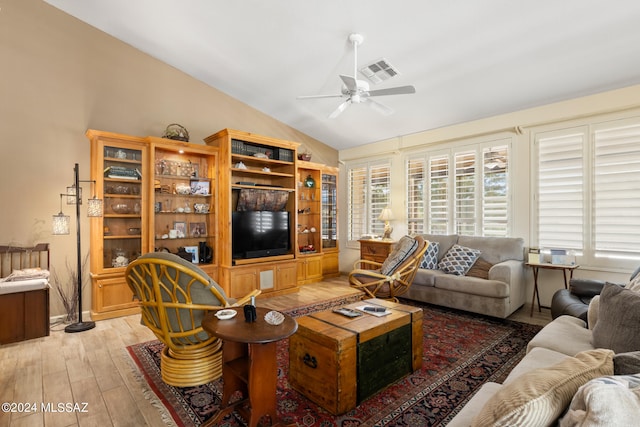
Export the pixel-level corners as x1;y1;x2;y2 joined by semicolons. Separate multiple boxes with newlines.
123;348;179;427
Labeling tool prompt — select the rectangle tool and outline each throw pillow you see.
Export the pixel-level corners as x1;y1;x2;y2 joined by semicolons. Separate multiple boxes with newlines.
419;241;439;269
592;283;640;353
614;351;640;375
559;374;640;427
380;235;418;275
627;272;640;292
466;258;493;279
472;349;614;427
438;244;481;276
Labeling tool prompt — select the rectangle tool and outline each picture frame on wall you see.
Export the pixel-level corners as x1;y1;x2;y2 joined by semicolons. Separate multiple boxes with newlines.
173;221;187;238
183;246;199;264
189;222;207;237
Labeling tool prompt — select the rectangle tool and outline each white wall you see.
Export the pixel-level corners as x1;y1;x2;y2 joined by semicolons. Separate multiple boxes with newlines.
338;84;640;308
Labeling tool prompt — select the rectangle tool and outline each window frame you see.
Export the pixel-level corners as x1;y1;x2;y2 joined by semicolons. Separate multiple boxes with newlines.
345;159;391;246
531;114;640;269
405;137;512;237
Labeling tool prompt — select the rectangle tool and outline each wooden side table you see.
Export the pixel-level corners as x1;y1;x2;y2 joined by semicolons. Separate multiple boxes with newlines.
358;239;395;269
526;262;579;316
201;307;298;427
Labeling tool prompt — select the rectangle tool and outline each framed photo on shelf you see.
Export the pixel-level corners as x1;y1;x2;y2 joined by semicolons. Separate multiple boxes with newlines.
173;221;187;238
189;222;207;237
183;246;199;264
190;180;210;195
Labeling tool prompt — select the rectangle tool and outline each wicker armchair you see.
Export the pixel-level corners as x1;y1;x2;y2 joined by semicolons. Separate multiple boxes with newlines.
125;252;260;387
349;235;428;301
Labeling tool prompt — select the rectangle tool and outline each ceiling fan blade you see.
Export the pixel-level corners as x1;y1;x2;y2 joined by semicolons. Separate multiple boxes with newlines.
297;94;344;100
339;75;358;92
367;85;416;97
365;98;394;116
328;100;351;119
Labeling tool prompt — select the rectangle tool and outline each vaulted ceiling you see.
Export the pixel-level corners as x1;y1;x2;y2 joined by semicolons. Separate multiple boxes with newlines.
45;0;640;150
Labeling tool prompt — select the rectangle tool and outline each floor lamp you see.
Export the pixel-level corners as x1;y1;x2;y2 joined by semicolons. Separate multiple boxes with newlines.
52;163;102;333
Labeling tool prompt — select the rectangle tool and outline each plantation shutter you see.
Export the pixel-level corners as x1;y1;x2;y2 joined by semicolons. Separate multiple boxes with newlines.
406;158;426;235
536;129;585;251
593;121;640;258
454;150;476;235
347;165;367;241
428;155;449;234
347;161;391;242
482;145;509;237
370;163;391;237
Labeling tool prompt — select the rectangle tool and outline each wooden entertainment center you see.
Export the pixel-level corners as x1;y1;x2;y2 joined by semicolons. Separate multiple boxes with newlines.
86;129;339;319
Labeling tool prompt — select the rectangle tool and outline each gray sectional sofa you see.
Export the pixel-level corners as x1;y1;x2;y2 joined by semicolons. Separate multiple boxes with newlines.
403;234;526;318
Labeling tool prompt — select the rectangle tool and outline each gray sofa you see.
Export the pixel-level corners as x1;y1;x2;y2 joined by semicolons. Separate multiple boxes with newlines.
404;234;526;318
449;280;640;426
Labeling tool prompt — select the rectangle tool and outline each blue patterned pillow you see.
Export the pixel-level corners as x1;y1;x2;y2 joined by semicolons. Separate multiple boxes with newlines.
438;244;481;276
419;241;439;269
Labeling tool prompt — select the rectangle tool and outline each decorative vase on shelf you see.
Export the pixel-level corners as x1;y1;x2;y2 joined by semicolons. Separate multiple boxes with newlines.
304;175;315;188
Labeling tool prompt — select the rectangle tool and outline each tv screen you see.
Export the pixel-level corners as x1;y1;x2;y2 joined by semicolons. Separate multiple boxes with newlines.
232;211;290;260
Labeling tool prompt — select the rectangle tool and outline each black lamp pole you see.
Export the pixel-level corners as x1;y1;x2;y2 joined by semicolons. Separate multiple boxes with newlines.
65;163;96;333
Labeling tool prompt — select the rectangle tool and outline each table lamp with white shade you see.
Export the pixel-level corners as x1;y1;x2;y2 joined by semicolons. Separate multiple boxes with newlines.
378;207;394;240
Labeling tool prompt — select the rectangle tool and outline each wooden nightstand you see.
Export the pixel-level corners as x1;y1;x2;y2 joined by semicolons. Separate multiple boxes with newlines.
358;239;395;268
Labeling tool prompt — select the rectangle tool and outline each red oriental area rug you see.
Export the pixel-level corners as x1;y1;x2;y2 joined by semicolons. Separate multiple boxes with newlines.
127;300;542;426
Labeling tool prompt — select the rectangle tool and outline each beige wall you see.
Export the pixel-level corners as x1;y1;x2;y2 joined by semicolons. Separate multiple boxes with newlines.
338;84;640;307
0;0;337;317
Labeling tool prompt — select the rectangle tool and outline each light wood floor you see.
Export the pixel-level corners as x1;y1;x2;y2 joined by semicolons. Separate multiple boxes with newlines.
0;276;550;427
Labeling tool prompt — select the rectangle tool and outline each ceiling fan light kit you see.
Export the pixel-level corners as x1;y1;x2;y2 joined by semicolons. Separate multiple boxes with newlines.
298;33;416;119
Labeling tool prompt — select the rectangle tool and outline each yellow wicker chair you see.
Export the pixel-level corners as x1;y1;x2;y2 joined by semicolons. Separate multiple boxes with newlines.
125;252;260;387
349;235;428;302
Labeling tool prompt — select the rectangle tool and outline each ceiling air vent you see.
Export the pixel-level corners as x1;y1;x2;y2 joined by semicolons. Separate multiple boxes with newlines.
359;58;400;84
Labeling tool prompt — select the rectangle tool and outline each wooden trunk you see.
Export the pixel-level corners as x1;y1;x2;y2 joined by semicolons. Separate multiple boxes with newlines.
289;299;422;415
0;287;50;344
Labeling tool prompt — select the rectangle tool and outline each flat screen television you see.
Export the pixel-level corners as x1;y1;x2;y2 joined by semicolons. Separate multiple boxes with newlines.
232;211;290;260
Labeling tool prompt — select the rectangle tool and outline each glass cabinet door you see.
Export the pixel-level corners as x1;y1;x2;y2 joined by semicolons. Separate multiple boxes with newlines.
101;145;145;271
321;172;338;249
152;146;216;267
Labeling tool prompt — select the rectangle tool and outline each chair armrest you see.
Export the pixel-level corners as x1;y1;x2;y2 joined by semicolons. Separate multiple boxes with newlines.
568;279;610;298
352;259;383;270
349;268;388;280
488;259;523;285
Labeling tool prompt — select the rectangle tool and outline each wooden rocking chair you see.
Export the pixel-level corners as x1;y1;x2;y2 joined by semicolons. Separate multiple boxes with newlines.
125;252;260;387
349;235;428;301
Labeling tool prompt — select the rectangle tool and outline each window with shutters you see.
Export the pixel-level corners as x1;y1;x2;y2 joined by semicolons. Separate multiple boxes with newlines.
406;139;511;236
347;161;391;243
533;116;640;266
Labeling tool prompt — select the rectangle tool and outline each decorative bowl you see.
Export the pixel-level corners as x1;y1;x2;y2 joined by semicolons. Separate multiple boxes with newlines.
127;227;141;235
215;309;237;320
108;184;130;194
176;184;191;195
264;310;285;326
194;203;210;213
111;203;130;214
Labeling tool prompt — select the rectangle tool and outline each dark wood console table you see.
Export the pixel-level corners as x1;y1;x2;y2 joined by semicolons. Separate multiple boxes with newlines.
201;307;298;427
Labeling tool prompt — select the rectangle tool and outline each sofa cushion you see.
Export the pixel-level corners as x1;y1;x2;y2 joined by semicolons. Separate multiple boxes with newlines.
457;235;524;265
434;274;510;298
472;349;614;427
526;315;594;356
560;374;640;427
420;234;458;262
466;258;493;279
503;347;570;385
419;241;439;269
438;244;481;276
380;235;418;275
592;283;640;353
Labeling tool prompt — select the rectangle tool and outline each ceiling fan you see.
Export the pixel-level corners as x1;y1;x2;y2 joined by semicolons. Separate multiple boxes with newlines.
297;33;416;119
